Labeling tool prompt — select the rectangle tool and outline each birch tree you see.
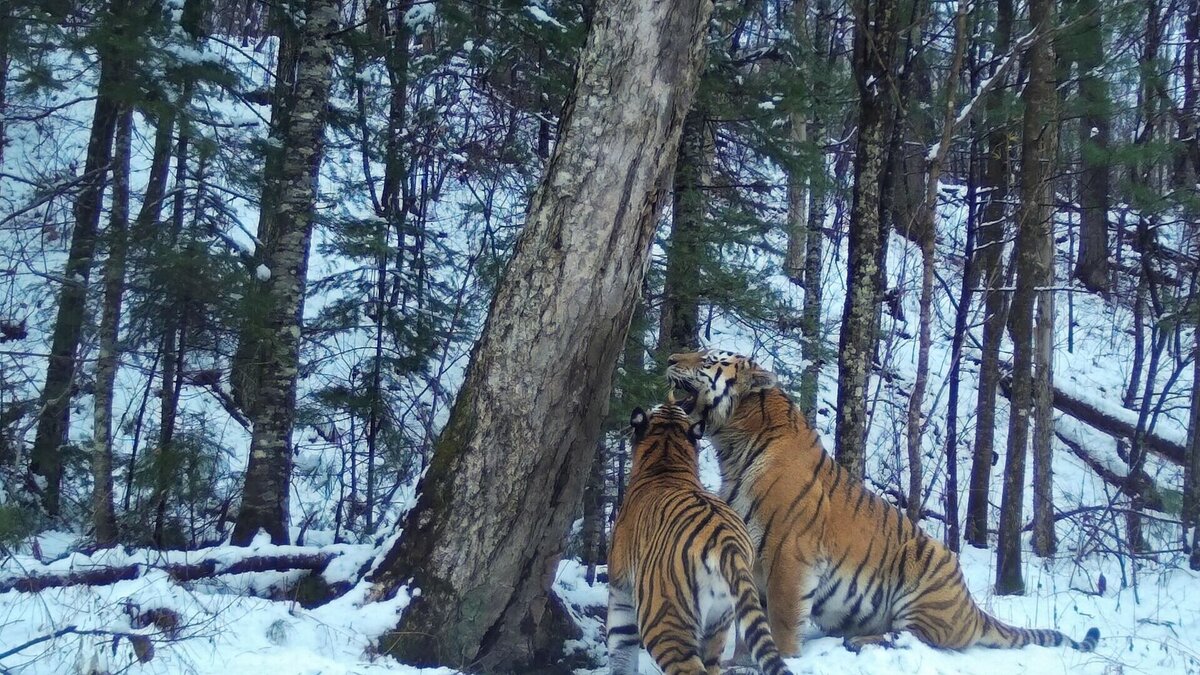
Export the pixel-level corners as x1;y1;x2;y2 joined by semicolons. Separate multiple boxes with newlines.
230;0;339;545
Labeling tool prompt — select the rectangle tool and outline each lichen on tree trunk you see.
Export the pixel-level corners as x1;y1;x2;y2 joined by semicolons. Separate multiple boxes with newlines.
364;0;714;670
231;0;339;546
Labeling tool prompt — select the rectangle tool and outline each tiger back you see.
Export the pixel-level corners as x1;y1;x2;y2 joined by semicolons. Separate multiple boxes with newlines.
606;403;793;675
666;349;1100;657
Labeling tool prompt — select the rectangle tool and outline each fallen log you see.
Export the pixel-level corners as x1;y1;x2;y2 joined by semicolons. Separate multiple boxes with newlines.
1053;429;1165;511
999;375;1187;466
1;552;337;594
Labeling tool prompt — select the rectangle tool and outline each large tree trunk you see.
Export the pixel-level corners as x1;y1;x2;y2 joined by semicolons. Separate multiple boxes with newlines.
230;0;339;545
30;0;133;516
1071;0;1110;294
996;0;1057;595
364;1;712;670
836;0;901;481
658;105;710;353
965;0;1014;549
90;106;133;546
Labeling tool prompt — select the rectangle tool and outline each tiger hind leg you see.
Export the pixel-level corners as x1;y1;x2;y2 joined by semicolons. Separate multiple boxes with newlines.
763;551;815;657
606;585;640;675
701;612;732;675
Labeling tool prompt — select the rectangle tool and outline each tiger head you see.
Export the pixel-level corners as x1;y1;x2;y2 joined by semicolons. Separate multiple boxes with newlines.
629;401;705;472
665;349;778;432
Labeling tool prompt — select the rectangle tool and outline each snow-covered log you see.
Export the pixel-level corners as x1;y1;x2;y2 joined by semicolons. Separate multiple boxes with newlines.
999;375;1187;465
0;551;337;594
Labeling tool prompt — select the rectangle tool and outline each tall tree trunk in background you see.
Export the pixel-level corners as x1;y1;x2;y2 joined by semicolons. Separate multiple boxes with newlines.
1188;321;1200;570
365;1;713;668
997;0;1057;595
966;0;1014;549
231;0;339;545
1071;0;1110;294
785;0;809;287
906;0;967;524
798;0;834;420
1031;238;1057;556
659;105;710;353
837;0;901;481
1125;0;1163;555
90;107;133;547
30;0;133;516
0;0;10;169
581;438;606;585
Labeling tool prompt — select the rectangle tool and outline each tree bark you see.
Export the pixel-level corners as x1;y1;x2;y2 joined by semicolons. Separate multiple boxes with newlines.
90;106;133;547
231;0;339;546
785;0;810;286
658;105;710;353
30;0;133;516
836;0;901;481
798;0;834;420
996;0;1057;595
966;0;1014;549
1031;269;1057;556
364;0;713;670
1071;0;1110;293
905;0;967;525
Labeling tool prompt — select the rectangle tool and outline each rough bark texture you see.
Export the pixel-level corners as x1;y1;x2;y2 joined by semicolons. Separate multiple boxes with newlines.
1031;281;1057;556
658;105;710;353
996;0;1056;595
1188;303;1200;571
798;0;834;420
1071;0;1110;294
785;0;809;288
966;0;1013;549
231;0;339;545
365;1;713;670
91;107;133;547
836;0;900;481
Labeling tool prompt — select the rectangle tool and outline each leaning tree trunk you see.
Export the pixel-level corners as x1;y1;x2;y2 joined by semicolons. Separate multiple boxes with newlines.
230;0;339;545
996;0;1057;595
90;106;133;547
836;0;901;481
30;0;132;516
364;1;713;670
1071;0;1110;294
966;0;1014;549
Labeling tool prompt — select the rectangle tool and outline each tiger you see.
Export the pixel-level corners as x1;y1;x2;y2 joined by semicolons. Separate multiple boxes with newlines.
607;401;795;675
665;349;1101;656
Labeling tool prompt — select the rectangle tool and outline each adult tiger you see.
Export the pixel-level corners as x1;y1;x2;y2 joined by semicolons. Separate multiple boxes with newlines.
607;402;794;675
666;349;1100;656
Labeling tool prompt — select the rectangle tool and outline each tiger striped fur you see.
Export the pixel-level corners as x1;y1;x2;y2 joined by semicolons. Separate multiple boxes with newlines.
666;349;1101;656
607;403;794;675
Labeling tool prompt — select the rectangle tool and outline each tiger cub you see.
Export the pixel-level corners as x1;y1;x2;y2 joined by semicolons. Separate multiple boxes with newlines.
666;349;1101;656
607;402;794;675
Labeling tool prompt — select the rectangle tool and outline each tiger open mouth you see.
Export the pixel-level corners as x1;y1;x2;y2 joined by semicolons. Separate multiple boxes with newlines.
668;375;699;414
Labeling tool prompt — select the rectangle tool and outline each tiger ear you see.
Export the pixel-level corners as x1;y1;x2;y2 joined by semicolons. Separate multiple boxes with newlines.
630;407;648;437
748;365;777;390
688;420;705;443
